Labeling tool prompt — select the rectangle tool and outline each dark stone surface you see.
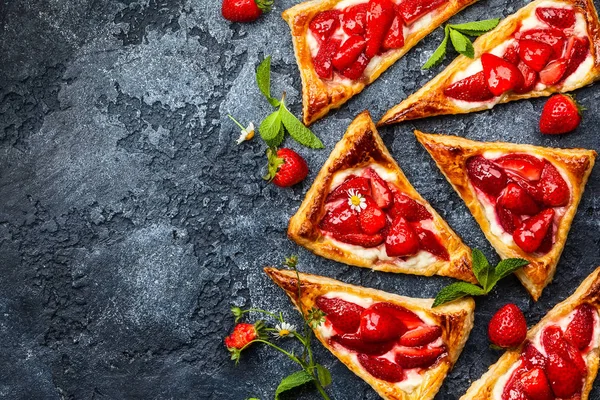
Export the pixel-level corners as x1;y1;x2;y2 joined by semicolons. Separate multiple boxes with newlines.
0;0;598;399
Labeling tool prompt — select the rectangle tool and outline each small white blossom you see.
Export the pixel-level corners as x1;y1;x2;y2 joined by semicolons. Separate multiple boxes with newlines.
347;189;367;212
272;322;296;338
236;122;255;144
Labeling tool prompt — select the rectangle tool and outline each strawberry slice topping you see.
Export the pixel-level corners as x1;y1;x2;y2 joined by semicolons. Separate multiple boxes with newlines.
359;196;387;234
398;0;447;25
320;201;361;234
536;7;576;30
395;346;446;369
496;203;522;234
519;39;553;72
399;325;442;347
360;303;409;342
513;208;554;253
314;37;342;80
385;217;420;257
516;28;566;58
466;156;508;197
539;58;567;85
316;296;365;334
309;10;341;43
340;53;371;80
521;341;548;370
341;4;368;35
331;333;396;355
494;154;544;181
444;71;495;102
546;352;583;398
481;53;525;96
382;10;405;51
369;302;423;330
365;167;393;209
538;161;570;207
565;304;595;351
497;183;540;216
326;176;371;203
358;354;405;382
389;191;432;222
520;367;554;400
514;61;538;94
563;36;590;80
331;232;385;247
332;35;368;71
501;374;530;400
414;226;449;261
503;42;520;65
365;0;396;58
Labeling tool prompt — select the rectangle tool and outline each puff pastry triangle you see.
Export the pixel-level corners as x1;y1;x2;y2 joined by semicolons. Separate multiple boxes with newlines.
379;0;600;125
265;267;476;400
288;111;475;282
415;131;596;300
461;266;600;400
282;0;480;125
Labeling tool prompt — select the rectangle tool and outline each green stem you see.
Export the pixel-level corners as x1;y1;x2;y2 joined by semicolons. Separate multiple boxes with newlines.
240;308;282;322
228;114;246;130
313;378;331;400
248;339;305;367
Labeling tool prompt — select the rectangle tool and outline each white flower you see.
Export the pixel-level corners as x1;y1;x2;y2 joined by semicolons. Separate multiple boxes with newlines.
236;122;255;144
347;189;367;212
272;322;296;338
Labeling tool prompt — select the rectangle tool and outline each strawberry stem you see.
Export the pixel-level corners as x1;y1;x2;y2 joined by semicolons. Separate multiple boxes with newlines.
255;0;273;13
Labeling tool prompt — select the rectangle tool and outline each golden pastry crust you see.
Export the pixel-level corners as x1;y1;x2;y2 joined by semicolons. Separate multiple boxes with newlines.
288;111;476;283
265;267;476;400
282;0;481;125
460;266;600;400
415;131;597;300
378;0;600;125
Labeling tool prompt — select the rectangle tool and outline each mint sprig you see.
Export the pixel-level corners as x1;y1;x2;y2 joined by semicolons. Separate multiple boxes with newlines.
432;249;529;307
256;57;324;149
422;18;500;70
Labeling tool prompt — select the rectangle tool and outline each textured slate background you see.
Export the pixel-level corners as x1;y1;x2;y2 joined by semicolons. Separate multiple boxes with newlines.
0;0;598;399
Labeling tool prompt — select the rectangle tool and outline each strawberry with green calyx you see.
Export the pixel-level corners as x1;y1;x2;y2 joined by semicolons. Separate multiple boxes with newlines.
221;0;273;23
539;94;584;135
264;147;309;187
225;320;266;362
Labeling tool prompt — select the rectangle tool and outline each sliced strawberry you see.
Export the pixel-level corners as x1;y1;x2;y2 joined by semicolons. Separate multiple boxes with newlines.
395;346;446;369
309;10;341;43
495;154;544;181
538;161;570;207
359;196;387;234
518;39;553;72
385;217;420;257
399;325;442;347
331;232;385;247
327;176;371;203
546;352;583;398
314;37;342;80
331;333;396;355
536;223;554;254
496;203;522;234
382;10;405;51
332;35;367;71
513;209;554;253
444;71;495;102
397;0;447;25
563;36;590;80
320;201;361;234
507;174;545;204
357;354;405;382
565;304;595;351
501;373;530;400
316;296;365;334
565;340;588;376
389;191;432;222
519;367;553;400
365;0;396;58
542;325;570;358
481;53;525;96
369;302;423;330
521;341;548;370
414;227;449;261
340;53;371;80
466;155;508;197
503;42;520;65
536;7;576;30
364;168;392;209
516;28;566;58
360;304;408;342
341;4;368;35
497;183;540;216
539;58;567;85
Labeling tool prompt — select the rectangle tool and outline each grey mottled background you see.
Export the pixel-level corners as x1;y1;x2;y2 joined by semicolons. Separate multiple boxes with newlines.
0;0;598;399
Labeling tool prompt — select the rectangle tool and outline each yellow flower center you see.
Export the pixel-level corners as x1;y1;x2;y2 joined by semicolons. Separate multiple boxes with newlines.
350;195;362;206
279;329;290;336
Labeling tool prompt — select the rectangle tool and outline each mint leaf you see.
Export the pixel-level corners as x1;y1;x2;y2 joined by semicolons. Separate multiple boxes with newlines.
315;364;332;387
256;56;280;107
275;370;314;399
449;29;475;58
471;249;495;292
450;18;500;36
280;105;324;149
494;258;530;281
422;28;449;70
259;109;283;148
433;282;486;307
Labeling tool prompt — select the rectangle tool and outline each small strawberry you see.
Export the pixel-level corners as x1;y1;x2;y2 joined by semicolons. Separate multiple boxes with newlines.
519;367;553;400
414;227;449;261
326;175;371;203
332;35;367;71
265;148;309;187
395;346;446;369
488;304;527;348
359;304;408;342
519;39;553;72
444;71;495;102
398;0;447;25
365;0;396;58
309;10;342;43
496;202;522;234
514;61;538;94
331;333;396;355
494;154;544;181
319;202;361;234
221;0;272;23
513;209;555;253
516;28;566;58
565;304;596;351
316;296;365;334
536;7;576;29
314;37;342;79
357;354;405;382
340;53;371;80
538;160;570;206
359;196;387;234
331;232;385;247
503;43;520;65
521;341;548;370
481;53;525;96
563;36;590;79
389;191;432;222
369;302;423;329
382;11;405;50
497;183;540;216
466;156;508;197
539;58;567;85
341;4;368;35
225;322;261;350
546;352;583;398
399;325;442;347
539;94;583;135
364;168;393;209
385;216;420;257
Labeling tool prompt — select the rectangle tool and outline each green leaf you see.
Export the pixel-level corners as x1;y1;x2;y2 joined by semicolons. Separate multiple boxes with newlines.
263;147;285;181
471;249;495;292
274;370;315;400
449;29;475;58
315;364;332;387
256;56;280;107
259;109;283;148
422;29;449;70
450;18;500;36
433;282;486;307
280;105;324;149
494;258;530;281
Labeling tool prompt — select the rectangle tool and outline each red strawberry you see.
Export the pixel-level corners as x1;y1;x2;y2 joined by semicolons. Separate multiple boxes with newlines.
542;325;587;375
316;296;365;333
519;39;553;72
398;0;447;25
385;217;420;257
536;7;576;29
521;341;548;370
364;168;393;209
488;304;528;348
501;376;529;400
519;367;553;400
565;304;595;351
563;36;590;79
224;322;260;349
496;203;522;234
327;176;371;203
399;325;442;347
359;196;387;234
516;28;566;58
331;333;396;355
320;202;361;234
389;191;432;222
382;11;405;50
221;0;271;22
414;227;449;261
331;232;385;247
314;37;342;79
444;71;495;102
360;304;408;342
546;352;583;398
309;10;341;43
340;53;371;80
539;58;567;85
495;154;544;181
538;160;570;206
513;209;555;253
268;148;309;187
395;346;446;369
369;302;423;329
365;0;396;58
539;94;582;135
503;42;520;65
514;61;538;94
341;4;368;35
536;224;554;254
357;354;405;382
481;53;525;96
466;156;508;197
497;183;540;216
332;35;367;71
507;173;545;204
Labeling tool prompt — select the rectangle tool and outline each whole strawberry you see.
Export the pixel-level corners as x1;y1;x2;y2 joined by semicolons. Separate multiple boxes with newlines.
488;303;527;348
221;0;272;23
265;148;309;187
225;322;260;350
539;94;583;135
